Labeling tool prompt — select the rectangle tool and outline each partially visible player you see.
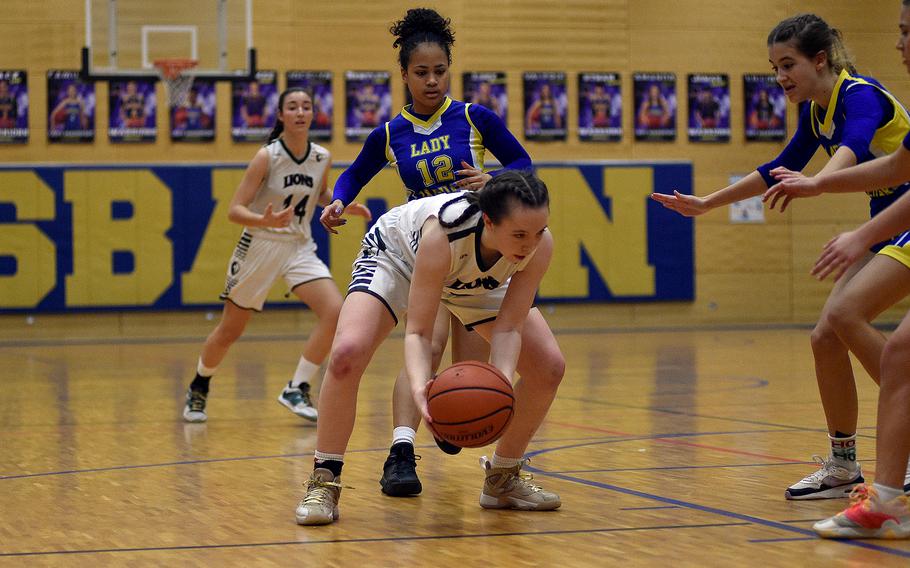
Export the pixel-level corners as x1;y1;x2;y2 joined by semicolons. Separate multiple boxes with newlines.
693;89;720;128
354;82;381;128
526;82;561;130
319;7;534;499
119;80;146;128
295;171;564;526
471;80;501;118
588;84;612;128
0;80;17;129
749;89;781;130
182;87;370;423
652;13;910;501
175;87;210;130
240;81;266;127
637;83;671;128
51;83;88;131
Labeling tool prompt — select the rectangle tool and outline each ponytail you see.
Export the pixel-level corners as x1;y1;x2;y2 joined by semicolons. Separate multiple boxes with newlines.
438;171;549;229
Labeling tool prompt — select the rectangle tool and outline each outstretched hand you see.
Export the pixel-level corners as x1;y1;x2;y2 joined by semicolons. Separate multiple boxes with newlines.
649;190;710;217
261;202;293;228
763;167;821;212
811;230;868;282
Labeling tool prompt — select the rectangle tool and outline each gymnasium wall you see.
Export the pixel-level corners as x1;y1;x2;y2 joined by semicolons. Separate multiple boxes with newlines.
2;1;909;324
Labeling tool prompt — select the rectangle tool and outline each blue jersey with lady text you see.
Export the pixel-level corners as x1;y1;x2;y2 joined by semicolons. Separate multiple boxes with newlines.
758;69;910;218
334;96;531;205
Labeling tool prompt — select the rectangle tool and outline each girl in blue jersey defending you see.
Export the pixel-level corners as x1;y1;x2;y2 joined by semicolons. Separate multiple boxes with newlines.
760;1;910;539
652;14;910;501
181;88;369;424
296;171;564;525
319;8;534;497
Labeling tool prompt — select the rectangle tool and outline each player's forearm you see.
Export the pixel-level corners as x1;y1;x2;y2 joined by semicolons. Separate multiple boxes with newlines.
489;329;521;380
854;189;910;245
404;333;435;389
703;171;766;208
228;204;268;227
817;149;910;195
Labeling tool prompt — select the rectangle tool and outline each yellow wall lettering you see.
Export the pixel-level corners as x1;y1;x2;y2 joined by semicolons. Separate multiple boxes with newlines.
539;166;655;298
0;172;57;308
181;169;245;304
65;170;173;306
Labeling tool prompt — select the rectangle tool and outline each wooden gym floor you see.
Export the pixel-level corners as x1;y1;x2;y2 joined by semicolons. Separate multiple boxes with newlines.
1;305;909;566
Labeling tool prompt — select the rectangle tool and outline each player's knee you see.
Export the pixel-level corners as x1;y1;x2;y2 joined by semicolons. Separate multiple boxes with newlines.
825;301;858;335
536;350;565;391
327;340;368;381
881;336;910;381
810;319;841;351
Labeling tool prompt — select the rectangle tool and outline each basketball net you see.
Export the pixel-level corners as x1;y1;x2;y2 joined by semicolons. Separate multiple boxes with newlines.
154;59;198;108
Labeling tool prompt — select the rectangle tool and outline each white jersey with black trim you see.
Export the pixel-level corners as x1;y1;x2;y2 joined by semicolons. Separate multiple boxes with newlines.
366;191;536;298
247;138;330;240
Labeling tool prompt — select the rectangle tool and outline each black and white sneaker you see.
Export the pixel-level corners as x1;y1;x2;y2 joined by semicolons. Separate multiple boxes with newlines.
785;456;863;500
278;381;318;422
182;389;208;423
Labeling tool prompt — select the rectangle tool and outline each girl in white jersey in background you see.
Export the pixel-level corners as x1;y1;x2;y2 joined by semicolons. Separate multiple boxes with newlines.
182;87;370;423
295;171;565;525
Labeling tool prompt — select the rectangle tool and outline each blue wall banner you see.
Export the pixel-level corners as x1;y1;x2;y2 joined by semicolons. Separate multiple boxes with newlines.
0;162;693;312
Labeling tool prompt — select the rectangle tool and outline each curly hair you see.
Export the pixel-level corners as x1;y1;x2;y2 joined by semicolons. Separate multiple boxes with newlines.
389;8;455;69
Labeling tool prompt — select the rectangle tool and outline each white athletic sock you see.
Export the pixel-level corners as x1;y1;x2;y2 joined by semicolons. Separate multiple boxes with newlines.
314;450;344;463
828;433;858;470
197;357;217;378
292;357;320;387
873;482;904;502
392;426;416;447
491;453;522;470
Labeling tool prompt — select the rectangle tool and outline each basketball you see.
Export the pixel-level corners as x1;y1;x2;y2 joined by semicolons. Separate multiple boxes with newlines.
426;361;514;448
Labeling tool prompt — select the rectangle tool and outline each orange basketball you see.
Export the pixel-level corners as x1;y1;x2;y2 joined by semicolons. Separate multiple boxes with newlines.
426;361;514;448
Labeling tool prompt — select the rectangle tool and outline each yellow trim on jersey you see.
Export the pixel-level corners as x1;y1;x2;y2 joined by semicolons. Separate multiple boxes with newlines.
464;103;486;170
811;69;849;139
810;69;910;157
384;121;396;166
400;96;453;129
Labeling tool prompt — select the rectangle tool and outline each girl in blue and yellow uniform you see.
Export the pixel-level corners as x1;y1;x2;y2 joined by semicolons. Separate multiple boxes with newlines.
652;13;910;502
319;7;533;499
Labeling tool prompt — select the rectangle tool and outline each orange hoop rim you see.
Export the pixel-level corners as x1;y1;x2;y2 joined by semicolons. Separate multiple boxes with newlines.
153;58;198;80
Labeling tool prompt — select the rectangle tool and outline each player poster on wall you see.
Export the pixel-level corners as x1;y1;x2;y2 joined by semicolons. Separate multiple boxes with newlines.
744;74;787;141
687;73;730;143
345;71;391;142
231;70;278;142
170;79;215;142
578;72;622;142
463;72;507;123
108;78;156;143
47;70;94;143
286;71;332;142
523;72;567;141
0;70;28;143
634;72;676;141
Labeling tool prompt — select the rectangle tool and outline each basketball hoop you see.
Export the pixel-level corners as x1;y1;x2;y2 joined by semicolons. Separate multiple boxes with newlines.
154;59;197;108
